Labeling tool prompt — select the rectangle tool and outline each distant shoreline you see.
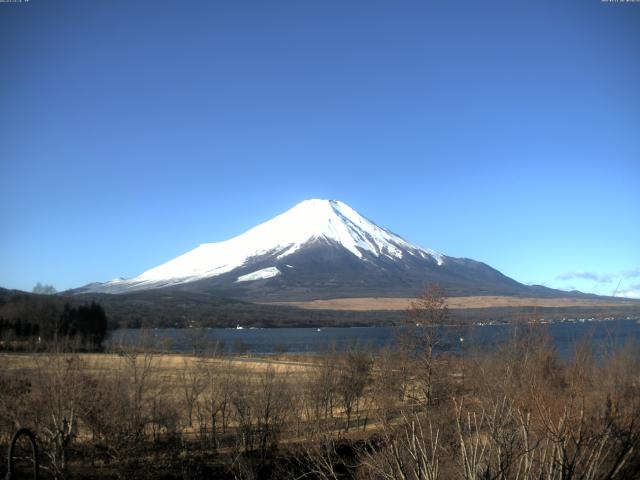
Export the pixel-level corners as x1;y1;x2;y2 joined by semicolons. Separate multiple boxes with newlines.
264;295;640;311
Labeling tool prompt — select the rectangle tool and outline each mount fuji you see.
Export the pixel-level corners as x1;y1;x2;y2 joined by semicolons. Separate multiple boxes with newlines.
76;199;562;300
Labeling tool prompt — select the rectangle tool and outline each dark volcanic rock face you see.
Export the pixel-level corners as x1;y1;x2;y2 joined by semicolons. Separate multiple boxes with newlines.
166;238;538;301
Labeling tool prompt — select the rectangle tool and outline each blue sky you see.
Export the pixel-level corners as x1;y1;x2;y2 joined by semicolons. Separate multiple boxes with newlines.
1;0;639;297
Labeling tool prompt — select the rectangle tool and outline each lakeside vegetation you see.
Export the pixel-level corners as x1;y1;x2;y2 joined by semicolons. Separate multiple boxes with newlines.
2;329;639;479
1;286;639;479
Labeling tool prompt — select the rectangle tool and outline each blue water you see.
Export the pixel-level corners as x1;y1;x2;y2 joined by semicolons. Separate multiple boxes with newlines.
107;319;640;358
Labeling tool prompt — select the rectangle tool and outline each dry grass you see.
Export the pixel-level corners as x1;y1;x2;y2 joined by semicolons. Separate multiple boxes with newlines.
264;295;638;311
0;352;317;377
2;335;639;479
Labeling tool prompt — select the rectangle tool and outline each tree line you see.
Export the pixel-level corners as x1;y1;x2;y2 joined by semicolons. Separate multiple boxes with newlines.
0;293;108;349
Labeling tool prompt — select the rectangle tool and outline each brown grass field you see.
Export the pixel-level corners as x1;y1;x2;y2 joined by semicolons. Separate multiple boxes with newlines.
2;338;639;479
265;295;639;311
0;352;317;377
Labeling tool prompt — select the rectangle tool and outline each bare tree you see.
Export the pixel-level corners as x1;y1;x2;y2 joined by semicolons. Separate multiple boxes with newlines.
373;345;413;424
33;282;57;295
30;348;88;479
179;357;206;427
195;357;233;450
336;347;372;432
288;436;358;480
403;284;448;405
182;327;209;355
304;348;339;435
253;366;293;463
362;412;441;480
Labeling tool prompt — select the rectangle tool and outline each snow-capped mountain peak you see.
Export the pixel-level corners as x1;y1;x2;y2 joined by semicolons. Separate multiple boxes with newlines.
83;199;444;293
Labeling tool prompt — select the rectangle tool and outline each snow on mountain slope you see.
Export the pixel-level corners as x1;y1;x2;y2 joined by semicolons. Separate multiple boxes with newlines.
236;267;281;283
89;199;444;292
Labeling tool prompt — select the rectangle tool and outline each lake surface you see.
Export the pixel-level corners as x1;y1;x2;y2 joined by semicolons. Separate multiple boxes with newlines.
108;318;640;358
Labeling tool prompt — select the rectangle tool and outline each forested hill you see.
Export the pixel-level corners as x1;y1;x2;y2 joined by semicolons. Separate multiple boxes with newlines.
1;287;638;332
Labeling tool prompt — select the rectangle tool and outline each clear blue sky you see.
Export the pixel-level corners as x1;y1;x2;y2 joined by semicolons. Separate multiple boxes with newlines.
1;0;639;297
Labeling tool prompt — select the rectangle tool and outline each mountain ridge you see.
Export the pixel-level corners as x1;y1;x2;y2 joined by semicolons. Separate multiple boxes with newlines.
73;199;606;301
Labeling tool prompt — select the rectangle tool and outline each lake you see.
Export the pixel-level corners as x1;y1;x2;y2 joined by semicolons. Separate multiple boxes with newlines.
108;318;640;358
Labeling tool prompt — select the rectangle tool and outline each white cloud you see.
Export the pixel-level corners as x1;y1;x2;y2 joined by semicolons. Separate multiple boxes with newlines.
556;271;612;283
614;289;640;300
554;267;640;296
